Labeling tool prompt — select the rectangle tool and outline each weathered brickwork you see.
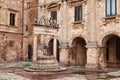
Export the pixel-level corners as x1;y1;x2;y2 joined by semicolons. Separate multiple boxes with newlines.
0;0;22;62
23;0;38;61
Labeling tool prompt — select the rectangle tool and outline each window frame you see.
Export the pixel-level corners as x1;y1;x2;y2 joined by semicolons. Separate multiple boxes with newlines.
74;5;83;22
51;10;57;21
10;13;15;26
106;0;117;17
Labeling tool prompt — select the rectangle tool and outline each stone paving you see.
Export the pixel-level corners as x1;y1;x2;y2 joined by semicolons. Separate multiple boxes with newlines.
53;74;87;80
0;62;120;80
0;72;30;80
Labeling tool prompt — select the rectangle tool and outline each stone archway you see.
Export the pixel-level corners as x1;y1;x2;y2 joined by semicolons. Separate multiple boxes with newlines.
47;39;60;62
70;37;86;66
101;35;120;67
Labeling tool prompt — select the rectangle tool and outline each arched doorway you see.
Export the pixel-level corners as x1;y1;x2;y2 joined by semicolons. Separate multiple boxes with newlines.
48;39;60;62
104;35;120;67
70;37;86;66
28;44;33;61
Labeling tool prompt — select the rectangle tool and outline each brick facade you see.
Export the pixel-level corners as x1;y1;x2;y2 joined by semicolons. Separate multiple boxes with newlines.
0;0;22;62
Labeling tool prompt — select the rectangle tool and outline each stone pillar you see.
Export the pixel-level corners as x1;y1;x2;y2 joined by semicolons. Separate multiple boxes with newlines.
33;35;38;61
99;47;107;69
85;43;99;69
53;37;57;57
59;0;69;66
39;35;45;56
85;0;99;69
60;43;69;65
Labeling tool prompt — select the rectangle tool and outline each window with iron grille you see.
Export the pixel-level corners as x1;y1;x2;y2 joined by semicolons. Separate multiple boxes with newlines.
106;0;117;17
51;11;57;21
10;13;15;26
75;5;82;21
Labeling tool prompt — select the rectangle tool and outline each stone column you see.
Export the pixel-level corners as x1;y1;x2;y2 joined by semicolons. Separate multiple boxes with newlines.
33;35;38;61
53;37;57;57
99;47;107;69
60;43;69;65
85;0;99;69
85;43;99;69
39;35;45;56
59;0;69;66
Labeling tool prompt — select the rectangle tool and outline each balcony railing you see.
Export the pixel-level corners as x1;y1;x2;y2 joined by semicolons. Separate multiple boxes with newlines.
34;16;59;28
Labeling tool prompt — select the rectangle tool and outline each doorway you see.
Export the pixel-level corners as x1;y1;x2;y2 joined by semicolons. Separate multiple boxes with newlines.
28;44;32;61
105;36;120;67
70;37;86;66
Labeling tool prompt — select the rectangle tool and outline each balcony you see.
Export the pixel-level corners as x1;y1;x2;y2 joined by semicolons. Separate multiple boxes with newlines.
0;24;22;34
33;16;59;35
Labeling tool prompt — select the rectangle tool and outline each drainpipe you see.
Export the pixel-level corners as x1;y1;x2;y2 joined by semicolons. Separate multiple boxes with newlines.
21;0;24;60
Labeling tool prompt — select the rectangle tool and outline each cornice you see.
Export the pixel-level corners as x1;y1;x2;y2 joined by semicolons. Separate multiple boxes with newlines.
8;8;19;12
47;1;61;11
68;0;87;6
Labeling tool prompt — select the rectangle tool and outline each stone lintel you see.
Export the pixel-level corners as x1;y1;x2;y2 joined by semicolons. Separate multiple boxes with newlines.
69;0;87;7
8;8;19;12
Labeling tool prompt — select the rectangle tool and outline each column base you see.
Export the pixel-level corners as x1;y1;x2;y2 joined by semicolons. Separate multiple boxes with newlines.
85;63;99;69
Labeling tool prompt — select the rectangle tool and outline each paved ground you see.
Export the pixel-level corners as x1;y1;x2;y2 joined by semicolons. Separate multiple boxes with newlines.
0;61;120;80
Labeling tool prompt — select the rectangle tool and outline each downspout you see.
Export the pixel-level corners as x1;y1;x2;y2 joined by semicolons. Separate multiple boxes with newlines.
21;0;24;60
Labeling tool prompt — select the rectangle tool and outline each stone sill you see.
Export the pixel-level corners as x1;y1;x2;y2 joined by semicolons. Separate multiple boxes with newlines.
8;25;18;28
104;15;116;20
73;21;83;24
0;24;19;28
102;15;120;25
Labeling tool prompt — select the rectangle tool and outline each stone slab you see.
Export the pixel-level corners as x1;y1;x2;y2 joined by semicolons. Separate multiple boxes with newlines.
0;73;30;80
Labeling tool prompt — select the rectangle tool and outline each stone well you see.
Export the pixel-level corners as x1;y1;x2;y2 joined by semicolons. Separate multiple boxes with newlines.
24;55;66;72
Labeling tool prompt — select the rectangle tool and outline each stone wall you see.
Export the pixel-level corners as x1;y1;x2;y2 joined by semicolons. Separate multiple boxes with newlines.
36;0;120;69
23;0;38;61
0;0;22;62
